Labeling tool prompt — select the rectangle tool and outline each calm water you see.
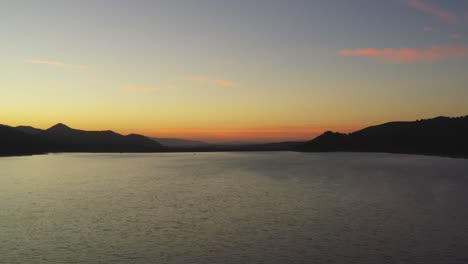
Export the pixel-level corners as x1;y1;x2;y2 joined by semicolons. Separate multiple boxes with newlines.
1;152;468;264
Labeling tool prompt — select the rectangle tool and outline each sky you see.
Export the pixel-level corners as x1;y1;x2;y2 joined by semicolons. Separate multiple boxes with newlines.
1;0;468;142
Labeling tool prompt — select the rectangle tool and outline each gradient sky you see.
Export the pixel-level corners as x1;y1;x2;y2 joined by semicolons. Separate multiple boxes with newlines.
1;0;468;142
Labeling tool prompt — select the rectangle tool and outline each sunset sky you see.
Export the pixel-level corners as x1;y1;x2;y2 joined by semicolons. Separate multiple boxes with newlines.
1;0;468;142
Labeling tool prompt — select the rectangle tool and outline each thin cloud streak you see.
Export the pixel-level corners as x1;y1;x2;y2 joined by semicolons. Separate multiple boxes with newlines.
404;0;457;23
124;85;174;92
339;46;468;63
27;59;89;70
451;34;463;39
184;76;238;88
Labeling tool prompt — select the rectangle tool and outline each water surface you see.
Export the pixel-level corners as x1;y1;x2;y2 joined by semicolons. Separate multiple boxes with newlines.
1;152;468;263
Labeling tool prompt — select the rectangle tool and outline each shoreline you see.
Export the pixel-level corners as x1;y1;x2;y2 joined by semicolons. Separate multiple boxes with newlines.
1;150;467;160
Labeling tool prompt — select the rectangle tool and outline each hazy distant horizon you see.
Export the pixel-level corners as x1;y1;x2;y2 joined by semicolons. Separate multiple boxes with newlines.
5;113;468;143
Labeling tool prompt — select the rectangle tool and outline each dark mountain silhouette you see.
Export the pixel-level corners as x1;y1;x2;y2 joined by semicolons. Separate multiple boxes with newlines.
11;123;164;153
15;125;44;135
0;125;51;156
43;123;160;148
2;115;468;157
297;116;468;157
45;123;73;134
2;122;302;156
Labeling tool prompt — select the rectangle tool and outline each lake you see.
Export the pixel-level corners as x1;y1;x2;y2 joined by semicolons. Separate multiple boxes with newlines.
1;152;468;263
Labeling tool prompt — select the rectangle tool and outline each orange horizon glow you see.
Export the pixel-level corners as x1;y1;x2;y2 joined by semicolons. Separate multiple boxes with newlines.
3;120;361;143
136;125;360;142
78;124;361;142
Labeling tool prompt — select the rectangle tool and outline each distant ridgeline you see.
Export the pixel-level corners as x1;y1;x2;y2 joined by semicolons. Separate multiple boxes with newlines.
0;123;164;156
0;123;301;156
297;116;468;157
1;115;468;157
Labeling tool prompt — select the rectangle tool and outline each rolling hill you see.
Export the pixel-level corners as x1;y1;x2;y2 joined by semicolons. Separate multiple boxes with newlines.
297;116;468;157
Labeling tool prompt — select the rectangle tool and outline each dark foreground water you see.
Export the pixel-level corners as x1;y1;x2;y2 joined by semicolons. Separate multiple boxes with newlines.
1;152;468;264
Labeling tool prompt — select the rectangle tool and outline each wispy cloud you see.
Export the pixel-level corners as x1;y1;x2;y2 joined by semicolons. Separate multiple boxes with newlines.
404;0;457;23
26;59;89;70
183;76;238;88
339;46;468;63
450;34;464;39
124;85;174;92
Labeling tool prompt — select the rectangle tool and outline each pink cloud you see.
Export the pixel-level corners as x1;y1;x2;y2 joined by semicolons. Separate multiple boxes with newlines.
339;46;468;63
404;0;457;23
